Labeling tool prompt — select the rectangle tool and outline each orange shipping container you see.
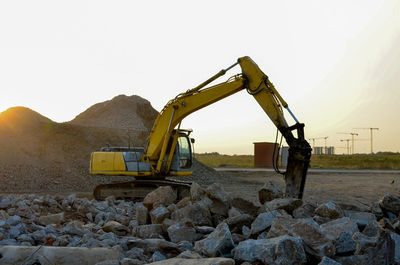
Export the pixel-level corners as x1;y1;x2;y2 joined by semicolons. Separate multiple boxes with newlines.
253;142;279;167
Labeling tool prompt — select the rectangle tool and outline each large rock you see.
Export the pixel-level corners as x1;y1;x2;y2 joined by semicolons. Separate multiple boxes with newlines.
136;203;149;225
143;186;177;210
38;212;65;226
361;231;395;265
177;250;203;259
102;221;129;236
315;201;344;219
346;211;376;229
258;181;283;204
231;197;259;217
379;193;400;215
190;183;206;201
318;257;341;265
225;214;253;234
150;206;170;224
167;222;197;243
61;221;86;236
133;224;163;239
147;258;235;265
352;231;380;255
293;203;317;219
126;238;182;256
171;202;212;226
261;198;302;213
268;216;335;258
320;217;359;241
0;246;119;265
363;220;384;237
250;210;283;235
232;235;306;264
334;255;366;265
205;183;230;206
194;222;234;257
391;232;400;265
335;231;356;255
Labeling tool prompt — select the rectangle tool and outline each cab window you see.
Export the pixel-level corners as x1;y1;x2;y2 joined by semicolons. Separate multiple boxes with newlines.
178;135;192;168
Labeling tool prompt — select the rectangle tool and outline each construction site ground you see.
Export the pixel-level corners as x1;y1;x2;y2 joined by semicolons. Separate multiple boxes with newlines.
4;169;399;209
214;168;400;206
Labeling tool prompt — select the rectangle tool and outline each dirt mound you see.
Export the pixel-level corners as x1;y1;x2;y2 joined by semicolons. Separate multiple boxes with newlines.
0;107;52;130
69;95;158;132
0;96;153;193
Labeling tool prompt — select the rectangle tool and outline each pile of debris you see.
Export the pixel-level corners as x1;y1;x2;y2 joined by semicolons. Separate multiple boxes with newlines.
1;181;400;264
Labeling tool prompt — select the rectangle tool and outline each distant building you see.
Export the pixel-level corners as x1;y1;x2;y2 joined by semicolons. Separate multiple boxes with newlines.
325;146;335;155
314;146;323;155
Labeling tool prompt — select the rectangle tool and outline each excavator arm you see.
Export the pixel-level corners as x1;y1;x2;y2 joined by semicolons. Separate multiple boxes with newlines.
144;56;312;199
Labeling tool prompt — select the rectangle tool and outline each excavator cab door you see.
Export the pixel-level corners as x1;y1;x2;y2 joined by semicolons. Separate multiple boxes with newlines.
169;133;193;172
177;134;192;169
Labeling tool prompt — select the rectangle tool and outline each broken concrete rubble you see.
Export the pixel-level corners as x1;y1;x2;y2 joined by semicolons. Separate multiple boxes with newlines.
1;185;400;264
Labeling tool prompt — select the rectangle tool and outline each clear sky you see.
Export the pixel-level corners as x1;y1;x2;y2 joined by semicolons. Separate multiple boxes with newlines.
0;0;399;154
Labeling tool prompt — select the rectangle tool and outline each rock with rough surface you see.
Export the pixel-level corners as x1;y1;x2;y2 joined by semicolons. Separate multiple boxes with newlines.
315;201;344;219
136;203;149;225
320;217;358;241
261;198;302;213
231;197;259;217
102;221;129;236
205;183;230;207
250;210;283;235
363;220;384;237
391;232;400;265
346;211;376;228
258;181;283;204
126;238;182;256
318;256;341;265
171;203;212;226
335;231;356;255
233;235;306;264
143;186;177;210
38;212;65;226
194;222;234;257
190;183;206;201
147;258;235;265
150;206;170;224
268;216;335;258
292;203;317;219
133;224;163;239
379;193;400;215
167;222;197;243
225;214;253;234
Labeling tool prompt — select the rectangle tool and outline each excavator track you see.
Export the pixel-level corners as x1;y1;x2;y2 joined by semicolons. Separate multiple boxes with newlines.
93;178;192;201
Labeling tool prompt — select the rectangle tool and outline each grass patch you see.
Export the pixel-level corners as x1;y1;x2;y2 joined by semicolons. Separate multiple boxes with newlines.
195;152;253;168
195;152;400;170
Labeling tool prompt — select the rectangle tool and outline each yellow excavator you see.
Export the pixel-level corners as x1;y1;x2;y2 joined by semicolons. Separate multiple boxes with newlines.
90;56;312;200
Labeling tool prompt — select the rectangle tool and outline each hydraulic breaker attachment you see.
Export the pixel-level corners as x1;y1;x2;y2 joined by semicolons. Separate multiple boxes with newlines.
282;123;312;199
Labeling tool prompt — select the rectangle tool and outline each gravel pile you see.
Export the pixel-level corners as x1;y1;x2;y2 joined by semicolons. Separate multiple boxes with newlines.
69;95;158;132
1;181;400;264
